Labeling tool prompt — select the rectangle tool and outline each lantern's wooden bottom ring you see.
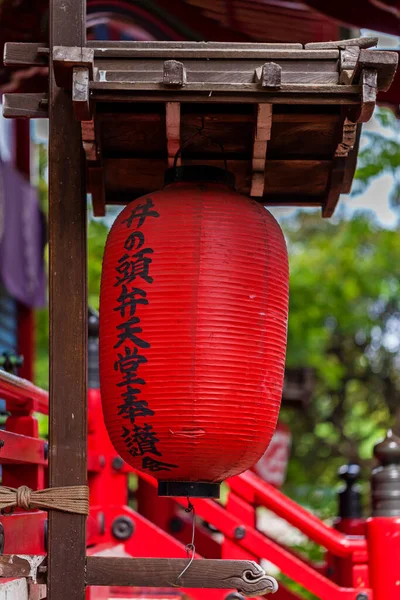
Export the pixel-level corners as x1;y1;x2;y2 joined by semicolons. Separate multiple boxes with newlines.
158;481;220;499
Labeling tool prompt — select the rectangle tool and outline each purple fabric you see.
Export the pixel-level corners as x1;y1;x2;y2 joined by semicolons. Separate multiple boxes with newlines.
0;161;46;308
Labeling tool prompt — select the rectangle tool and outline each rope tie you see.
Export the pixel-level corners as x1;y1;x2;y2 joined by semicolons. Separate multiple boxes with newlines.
0;485;89;515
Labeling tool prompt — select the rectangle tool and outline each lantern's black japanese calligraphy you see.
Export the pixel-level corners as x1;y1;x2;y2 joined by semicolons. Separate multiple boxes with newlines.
108;197;176;472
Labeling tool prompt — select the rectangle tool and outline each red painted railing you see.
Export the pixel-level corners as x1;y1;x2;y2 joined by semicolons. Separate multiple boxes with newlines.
0;370;387;600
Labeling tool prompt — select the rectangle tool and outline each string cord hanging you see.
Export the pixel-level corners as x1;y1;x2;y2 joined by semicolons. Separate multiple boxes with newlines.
175;498;196;586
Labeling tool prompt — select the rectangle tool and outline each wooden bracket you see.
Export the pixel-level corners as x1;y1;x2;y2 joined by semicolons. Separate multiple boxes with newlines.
53;46;94;89
0;555;46;584
81;115;106;217
166;102;181;167
339;47;360;85
163;60;187;87
354;68;378;123
352;49;398;91
2;93;48;119
255;63;282;88
323;156;347;218
86;557;278;597
335;118;358;157
250;104;272;197
73;67;92;121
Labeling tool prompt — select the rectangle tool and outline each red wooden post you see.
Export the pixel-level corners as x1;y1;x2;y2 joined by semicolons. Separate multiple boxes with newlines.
15;119;35;382
368;431;400;600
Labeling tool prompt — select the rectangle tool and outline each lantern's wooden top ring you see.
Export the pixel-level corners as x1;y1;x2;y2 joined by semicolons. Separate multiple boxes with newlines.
164;165;236;189
158;481;221;498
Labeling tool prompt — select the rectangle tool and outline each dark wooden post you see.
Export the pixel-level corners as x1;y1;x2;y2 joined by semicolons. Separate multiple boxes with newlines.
48;1;87;599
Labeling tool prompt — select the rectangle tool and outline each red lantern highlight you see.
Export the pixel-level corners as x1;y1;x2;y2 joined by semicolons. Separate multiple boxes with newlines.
100;167;289;498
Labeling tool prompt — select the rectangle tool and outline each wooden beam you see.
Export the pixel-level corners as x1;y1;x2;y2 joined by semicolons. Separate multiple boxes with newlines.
2;94;48;119
86;557;278;596
92;91;360;105
250;104;272;197
3;42;48;67
305;37;378;50
88;41;303;50
90;81;359;96
166;102;181;167
87;47;340;60
48;4;87;600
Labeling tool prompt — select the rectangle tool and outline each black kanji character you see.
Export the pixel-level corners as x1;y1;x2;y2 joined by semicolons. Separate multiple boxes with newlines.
114;285;148;317
121;423;161;457
118;386;154;423
114;346;147;377
114;249;154;286
121;198;160;229
142;457;178;472
124;230;145;252
114;317;150;349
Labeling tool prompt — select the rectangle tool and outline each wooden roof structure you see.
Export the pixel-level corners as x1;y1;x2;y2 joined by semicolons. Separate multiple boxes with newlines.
3;36;398;217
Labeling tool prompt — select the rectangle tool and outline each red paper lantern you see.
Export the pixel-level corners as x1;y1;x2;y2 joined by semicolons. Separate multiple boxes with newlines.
100;167;289;498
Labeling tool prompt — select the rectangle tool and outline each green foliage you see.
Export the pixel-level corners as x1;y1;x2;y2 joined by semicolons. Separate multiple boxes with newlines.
281;212;400;510
354;107;400;207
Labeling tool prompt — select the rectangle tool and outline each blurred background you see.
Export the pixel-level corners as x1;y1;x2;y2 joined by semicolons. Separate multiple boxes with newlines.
0;0;400;540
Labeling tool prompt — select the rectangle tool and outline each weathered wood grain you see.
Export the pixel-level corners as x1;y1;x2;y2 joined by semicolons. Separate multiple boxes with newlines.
92;91;359;105
353;49;399;91
88;46;339;60
250;104;272;196
3;42;48;67
103;158;330;198
0;555;45;582
305;37;378;50
255;63;282;88
94;68;338;85
335;119;357;157
90;81;358;96
73;67;91;121
2;94;48;119
86;557;278;596
163;60;186;87
88;41;303;50
95;58;339;74
322;156;346;218
48;2;87;600
166;102;181;166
